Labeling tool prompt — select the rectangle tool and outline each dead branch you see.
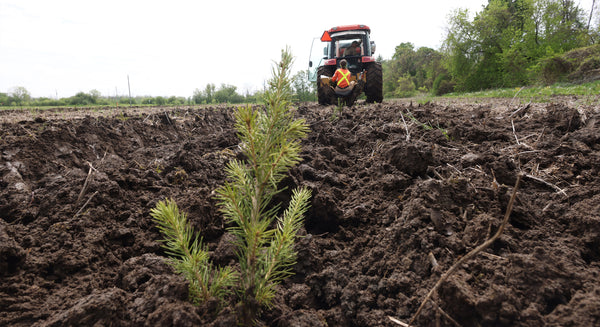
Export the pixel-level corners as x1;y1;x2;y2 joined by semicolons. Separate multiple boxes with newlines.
428;252;439;268
73;191;98;218
19;124;38;140
446;163;461;175
542;202;553;212
389;300;463;327
479;251;507;261
535;126;546;144
431;168;445;181
523;173;568;197
511;119;520;145
446;163;478;193
388;316;412;327
76;162;96;204
517;150;543;156
509;101;531;118
431;300;464;327
507;87;525;111
399;110;410;142
407;174;522;326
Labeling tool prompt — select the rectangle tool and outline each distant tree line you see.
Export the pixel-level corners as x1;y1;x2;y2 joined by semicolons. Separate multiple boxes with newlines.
383;0;600;97
0;88;191;107
1;70;315;107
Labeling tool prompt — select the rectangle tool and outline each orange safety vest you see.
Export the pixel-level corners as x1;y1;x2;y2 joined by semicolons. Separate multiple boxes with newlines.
332;68;351;88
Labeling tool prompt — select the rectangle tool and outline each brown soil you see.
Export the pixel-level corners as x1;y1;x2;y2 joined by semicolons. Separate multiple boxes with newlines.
1;97;600;327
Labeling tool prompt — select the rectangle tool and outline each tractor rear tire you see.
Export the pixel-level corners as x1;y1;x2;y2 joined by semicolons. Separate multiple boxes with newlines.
345;80;365;107
365;62;383;103
317;66;336;105
318;84;336;106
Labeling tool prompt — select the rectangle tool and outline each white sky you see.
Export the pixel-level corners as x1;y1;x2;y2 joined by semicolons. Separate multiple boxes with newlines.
0;0;596;98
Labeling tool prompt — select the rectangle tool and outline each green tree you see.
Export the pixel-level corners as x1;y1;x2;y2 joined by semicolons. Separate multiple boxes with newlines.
536;0;588;52
204;83;216;104
442;8;479;91
31;97;67;106
167;96;185;105
193;83;216;104
68;92;96;105
0;92;10;106
382;43;446;97
413;47;446;91
89;89;101;102
155;96;166;105
292;70;316;102
394;73;417;97
383;43;414;97
214;84;244;103
442;0;592;91
10;86;31;106
192;88;203;104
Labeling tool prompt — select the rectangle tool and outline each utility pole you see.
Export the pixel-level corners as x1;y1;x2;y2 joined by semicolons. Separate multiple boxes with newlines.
127;75;132;106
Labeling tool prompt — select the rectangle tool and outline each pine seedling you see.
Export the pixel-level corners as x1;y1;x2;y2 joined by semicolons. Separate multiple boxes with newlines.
150;199;237;305
150;47;310;325
216;47;311;324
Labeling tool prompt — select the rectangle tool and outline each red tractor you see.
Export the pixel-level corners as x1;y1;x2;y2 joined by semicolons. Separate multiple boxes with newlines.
309;24;383;106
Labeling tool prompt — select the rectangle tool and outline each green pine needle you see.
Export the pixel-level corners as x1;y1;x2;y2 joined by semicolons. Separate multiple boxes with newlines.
150;198;237;305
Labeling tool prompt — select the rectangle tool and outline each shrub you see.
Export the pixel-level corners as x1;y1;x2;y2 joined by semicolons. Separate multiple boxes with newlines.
394;74;417;98
68;92;96;106
533;45;600;84
155;96;166;105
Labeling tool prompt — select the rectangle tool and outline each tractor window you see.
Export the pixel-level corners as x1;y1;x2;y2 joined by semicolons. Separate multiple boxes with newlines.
337;37;364;57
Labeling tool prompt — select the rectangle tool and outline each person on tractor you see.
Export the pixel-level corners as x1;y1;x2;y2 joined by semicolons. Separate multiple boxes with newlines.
330;59;356;94
344;41;361;56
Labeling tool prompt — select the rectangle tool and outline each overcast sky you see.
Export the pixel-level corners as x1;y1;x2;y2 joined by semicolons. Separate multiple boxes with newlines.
0;0;596;98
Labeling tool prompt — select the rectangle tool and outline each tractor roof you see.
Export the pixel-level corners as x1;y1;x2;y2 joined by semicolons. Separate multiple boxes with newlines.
327;24;370;34
321;24;371;42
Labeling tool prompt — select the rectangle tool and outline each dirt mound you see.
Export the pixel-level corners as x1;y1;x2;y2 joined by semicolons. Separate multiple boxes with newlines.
1;99;599;326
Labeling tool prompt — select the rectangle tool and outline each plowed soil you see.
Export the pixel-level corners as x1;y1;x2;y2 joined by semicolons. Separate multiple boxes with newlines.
1;97;599;327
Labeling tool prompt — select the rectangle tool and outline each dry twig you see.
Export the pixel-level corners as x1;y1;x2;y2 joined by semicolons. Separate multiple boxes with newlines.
388;316;412;326
19;124;38;140
428;252;439;268
509;101;531;118
511;119;520;145
535;127;546;144
73;191;98;218
507;86;525;110
399;110;410;141
76;162;96;204
523;173;567;197
431;300;464;327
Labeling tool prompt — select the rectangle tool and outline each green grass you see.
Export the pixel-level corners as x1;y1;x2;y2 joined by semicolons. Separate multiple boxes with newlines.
444;80;600;100
0;103;213;111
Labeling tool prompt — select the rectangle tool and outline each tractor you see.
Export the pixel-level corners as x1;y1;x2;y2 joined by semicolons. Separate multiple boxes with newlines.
309;24;383;106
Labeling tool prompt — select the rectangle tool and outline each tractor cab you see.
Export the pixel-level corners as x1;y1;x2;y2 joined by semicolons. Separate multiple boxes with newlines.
309;24;383;105
309;25;375;80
